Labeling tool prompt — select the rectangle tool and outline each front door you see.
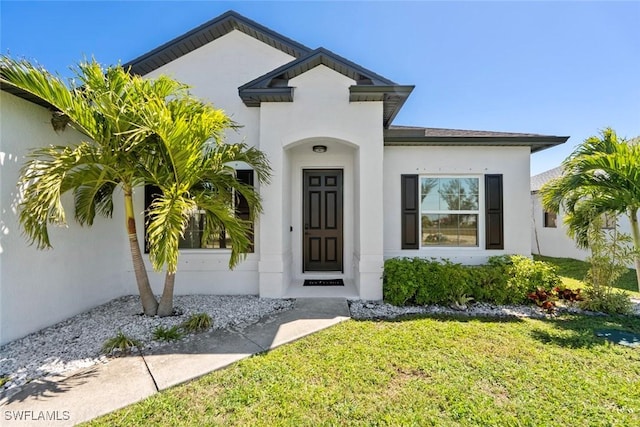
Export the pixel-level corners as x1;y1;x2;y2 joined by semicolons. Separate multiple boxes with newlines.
303;169;343;272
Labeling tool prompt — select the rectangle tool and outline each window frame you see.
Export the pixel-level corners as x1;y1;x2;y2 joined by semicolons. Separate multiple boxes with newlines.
418;175;482;248
543;210;557;228
144;169;254;253
602;213;617;230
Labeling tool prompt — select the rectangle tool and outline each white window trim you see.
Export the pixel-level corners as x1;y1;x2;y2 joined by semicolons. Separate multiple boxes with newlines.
418;175;484;250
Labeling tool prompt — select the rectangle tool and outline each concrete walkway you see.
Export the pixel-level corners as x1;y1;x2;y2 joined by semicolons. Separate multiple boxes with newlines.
1;298;351;426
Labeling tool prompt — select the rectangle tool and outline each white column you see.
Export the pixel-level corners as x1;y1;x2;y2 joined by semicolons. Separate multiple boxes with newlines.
357;139;385;300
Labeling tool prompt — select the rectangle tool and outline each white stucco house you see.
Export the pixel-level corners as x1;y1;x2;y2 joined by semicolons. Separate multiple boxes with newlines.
531;166;634;264
1;11;568;344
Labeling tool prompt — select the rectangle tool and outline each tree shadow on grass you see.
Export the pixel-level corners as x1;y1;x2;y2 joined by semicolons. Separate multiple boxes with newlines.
529;314;640;349
352;310;527;324
353;307;640;350
533;255;638;293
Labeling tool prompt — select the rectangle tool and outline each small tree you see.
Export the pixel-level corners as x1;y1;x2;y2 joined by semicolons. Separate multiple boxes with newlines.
580;215;633;314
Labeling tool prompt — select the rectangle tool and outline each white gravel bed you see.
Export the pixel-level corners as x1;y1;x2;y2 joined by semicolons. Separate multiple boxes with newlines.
349;298;640;320
0;295;294;394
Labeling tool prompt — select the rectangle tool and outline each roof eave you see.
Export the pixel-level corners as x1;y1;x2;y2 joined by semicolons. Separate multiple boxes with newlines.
383;134;569;152
124;11;311;76
350;85;415;128
238;87;294;106
1;81;55;110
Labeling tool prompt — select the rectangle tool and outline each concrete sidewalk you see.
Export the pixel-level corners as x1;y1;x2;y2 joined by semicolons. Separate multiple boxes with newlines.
1;298;350;426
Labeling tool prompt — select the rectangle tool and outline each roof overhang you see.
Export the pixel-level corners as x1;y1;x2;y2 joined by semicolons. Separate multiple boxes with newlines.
350;86;414;128
384;128;569;153
239;87;294;107
0;81;55;110
124;10;311;76
238;48;414;128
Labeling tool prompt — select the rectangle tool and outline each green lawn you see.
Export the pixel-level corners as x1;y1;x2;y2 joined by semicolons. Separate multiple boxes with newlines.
534;255;639;297
87;314;640;427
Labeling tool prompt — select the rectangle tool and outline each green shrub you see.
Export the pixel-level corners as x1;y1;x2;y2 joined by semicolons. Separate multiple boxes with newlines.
413;259;448;305
102;331;143;355
468;265;511;305
383;258;472;306
153;325;183;341
505;256;561;303
579;287;632;315
182;313;213;333
382;258;422;305
383;255;562;307
415;259;471;305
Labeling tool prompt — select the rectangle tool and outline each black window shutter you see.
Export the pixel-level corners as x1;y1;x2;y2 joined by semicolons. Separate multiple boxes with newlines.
144;184;162;253
401;174;419;249
485;174;504;250
236;170;255;253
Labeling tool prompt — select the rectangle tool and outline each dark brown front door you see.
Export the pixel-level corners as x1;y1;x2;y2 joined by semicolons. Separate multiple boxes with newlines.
303;169;343;272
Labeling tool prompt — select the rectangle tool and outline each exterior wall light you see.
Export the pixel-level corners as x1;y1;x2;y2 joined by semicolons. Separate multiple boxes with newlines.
312;145;327;153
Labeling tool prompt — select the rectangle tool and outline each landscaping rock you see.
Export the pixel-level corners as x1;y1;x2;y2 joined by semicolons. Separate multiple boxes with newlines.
0;295;294;394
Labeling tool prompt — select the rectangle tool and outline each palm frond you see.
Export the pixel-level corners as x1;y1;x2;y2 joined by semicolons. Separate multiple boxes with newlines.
146;189;196;272
539;127;640;251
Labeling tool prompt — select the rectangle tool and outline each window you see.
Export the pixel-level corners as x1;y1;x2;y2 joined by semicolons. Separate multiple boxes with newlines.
420;177;479;247
401;174;502;250
543;211;557;228
602;213;616;230
145;170;254;252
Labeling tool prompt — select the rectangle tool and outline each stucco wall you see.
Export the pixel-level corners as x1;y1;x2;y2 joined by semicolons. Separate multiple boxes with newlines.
258;65;385;299
132;29;296;295
383;145;532;264
0;92;132;345
144;29;295;151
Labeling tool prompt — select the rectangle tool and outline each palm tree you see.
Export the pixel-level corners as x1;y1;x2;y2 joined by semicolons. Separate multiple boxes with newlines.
136;95;271;316
540;128;640;290
1;57;270;315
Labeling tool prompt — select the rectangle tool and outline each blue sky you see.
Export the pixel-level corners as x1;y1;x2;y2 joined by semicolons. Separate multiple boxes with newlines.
2;1;638;175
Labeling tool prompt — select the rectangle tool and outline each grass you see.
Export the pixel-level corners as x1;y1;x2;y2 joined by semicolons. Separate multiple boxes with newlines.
152;325;183;342
87;314;640;426
181;313;213;333
101;331;142;355
534;255;639;297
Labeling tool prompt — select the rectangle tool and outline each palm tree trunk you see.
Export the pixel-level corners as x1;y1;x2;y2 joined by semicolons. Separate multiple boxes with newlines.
124;185;158;315
158;271;176;317
629;208;640;291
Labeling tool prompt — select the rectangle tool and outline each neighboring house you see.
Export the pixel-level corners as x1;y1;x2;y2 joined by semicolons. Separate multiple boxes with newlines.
531;167;633;264
0;10;568;344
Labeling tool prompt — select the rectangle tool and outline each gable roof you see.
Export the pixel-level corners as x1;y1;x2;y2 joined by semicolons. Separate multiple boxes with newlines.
531;166;563;192
384;126;569;153
124;10;312;75
238;47;414;127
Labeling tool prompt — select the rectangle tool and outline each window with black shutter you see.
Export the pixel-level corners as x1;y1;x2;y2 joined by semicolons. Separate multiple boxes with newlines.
400;173;503;250
144;170;254;252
